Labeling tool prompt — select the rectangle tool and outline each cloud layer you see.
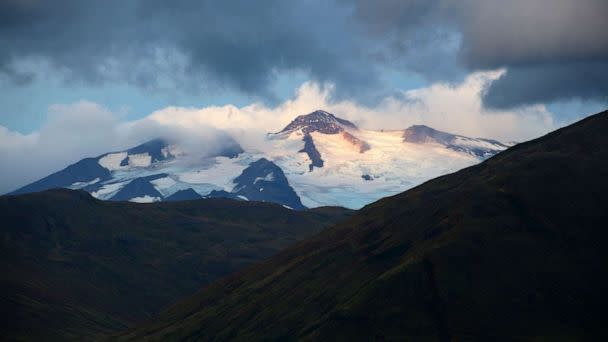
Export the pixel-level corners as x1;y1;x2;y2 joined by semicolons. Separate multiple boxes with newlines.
1;0;606;108
0;74;558;194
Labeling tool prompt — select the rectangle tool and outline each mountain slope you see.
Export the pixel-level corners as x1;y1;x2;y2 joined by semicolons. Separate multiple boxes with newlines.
9;157;112;195
0;190;351;340
265;110;510;208
118;110;608;340
275;110;358;135
402;124;510;158
230;158;305;210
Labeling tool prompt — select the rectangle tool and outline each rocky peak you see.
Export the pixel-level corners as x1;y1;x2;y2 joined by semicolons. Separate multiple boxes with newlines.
277;110;357;135
403;125;510;158
402;125;455;145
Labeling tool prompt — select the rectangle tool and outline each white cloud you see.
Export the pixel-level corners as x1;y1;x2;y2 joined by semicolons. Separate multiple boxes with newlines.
0;71;557;194
147;70;554;142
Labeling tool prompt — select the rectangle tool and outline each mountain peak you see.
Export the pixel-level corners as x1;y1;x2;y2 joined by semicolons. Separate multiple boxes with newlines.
403;124;510;158
126;138;172;163
402;125;453;144
277;110;357;135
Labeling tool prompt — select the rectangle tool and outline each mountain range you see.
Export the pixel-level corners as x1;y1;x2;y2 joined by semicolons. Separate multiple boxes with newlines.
115;110;608;340
8;110;511;209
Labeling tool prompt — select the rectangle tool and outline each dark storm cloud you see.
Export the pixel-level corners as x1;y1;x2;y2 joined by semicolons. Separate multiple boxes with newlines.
0;0;378;100
140;0;380;99
1;0;607;108
482;61;608;109
454;0;608;108
352;0;608;108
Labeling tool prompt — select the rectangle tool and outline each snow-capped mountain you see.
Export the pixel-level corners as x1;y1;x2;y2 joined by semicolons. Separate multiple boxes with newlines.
402;125;510;158
276;110;358;135
8;110;513;209
207;158;305;210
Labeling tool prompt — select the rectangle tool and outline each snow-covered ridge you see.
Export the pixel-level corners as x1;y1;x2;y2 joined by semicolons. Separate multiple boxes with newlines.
9;110;512;209
402;125;512;158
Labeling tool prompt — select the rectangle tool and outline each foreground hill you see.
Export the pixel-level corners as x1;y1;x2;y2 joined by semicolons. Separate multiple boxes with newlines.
118;110;608;340
8;110;509;209
0;190;351;340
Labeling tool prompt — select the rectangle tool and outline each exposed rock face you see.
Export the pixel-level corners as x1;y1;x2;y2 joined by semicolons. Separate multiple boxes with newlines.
231;158;305;210
125;138;173;164
207;158;305;210
277;110;357;135
299;133;324;171
342;131;371;153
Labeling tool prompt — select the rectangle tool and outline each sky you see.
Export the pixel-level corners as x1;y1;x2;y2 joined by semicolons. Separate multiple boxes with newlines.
0;0;607;193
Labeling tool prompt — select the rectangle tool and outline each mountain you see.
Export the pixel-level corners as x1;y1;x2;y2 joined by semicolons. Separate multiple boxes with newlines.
0;189;351;340
232;158;304;210
9;157;112;196
275;109;358;135
403;124;510;158
207;158;305;210
8;110;510;209
108;174;166;202
266;110;511;208
117;110;608;340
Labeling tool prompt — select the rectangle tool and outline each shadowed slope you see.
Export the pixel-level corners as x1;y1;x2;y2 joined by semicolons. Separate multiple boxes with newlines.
0;190;351;340
119;110;608;340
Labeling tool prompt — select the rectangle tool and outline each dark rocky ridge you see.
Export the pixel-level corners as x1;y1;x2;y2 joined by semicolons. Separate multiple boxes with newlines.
8;158;112;196
207;158;305;210
232;158;305;210
164;188;203;202
124;138;173;163
109;174;167;202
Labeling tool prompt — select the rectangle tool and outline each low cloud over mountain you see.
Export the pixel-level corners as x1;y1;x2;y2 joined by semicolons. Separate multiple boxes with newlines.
0;73;557;194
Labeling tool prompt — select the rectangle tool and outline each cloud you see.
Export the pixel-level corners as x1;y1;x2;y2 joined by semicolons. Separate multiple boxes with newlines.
149;70;555;142
481;61;608;108
0;101;121;194
0;101;235;193
0;0;379;101
455;0;608;68
1;0;605;109
0;74;558;193
354;0;608;108
454;0;608;108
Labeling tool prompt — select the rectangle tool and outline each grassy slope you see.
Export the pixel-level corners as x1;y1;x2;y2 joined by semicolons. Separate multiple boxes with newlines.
119;110;608;341
0;191;351;340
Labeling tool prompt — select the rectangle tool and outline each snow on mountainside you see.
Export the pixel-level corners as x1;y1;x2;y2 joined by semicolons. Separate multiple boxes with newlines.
268;110;370;172
275;110;357;135
207;158;305;210
402;125;512;158
7;110;512;209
